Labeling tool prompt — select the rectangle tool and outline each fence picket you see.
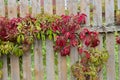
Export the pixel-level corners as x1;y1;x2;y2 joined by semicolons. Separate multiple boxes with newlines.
1;56;8;80
19;0;32;80
19;0;28;17
106;33;116;80
34;40;44;80
8;0;20;80
55;1;67;80
67;0;78;14
22;51;32;80
56;0;65;15
105;1;115;79
45;39;55;80
31;0;41;16
80;0;90;25
44;0;53;14
0;1;8;80
98;34;103;80
118;0;120;10
70;47;79;80
92;0;102;26
105;0;114;24
0;0;5;16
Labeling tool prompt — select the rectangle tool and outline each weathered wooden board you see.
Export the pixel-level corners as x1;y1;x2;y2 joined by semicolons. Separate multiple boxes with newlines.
8;0;17;18
98;34;103;80
8;0;20;80
34;40;44;80
0;1;8;80
70;47;79;80
105;0;114;24
92;0;102;26
19;0;32;80
67;0;78;14
58;55;67;80
31;0;41;16
44;0;53;14
1;55;8;80
44;1;55;80
0;0;5;16
19;0;29;17
80;0;90;25
22;50;32;80
106;33;116;80
45;39;55;80
56;0;65;15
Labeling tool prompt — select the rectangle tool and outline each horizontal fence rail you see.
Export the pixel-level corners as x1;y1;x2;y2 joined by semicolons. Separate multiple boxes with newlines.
0;0;120;80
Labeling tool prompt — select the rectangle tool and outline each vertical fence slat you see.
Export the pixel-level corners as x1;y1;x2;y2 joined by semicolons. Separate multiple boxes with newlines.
98;34;103;80
92;0;103;79
45;40;55;80
106;33;116;80
31;0;41;16
20;0;29;17
56;0;65;15
58;55;67;80
70;47;79;80
8;0;20;80
118;0;120;10
56;1;67;80
0;1;8;80
44;0;53;14
1;56;8;80
105;0;114;24
34;40;44;80
0;0;5;16
105;0;115;79
44;1;55;80
22;51;32;80
92;0;102;26
67;0;78;14
8;0;17;18
19;0;32;80
80;0;90;25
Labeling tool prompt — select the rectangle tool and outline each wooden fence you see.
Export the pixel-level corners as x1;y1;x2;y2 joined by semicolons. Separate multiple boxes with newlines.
0;0;120;80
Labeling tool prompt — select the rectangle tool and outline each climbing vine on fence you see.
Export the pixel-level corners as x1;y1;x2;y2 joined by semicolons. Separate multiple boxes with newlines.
0;13;109;79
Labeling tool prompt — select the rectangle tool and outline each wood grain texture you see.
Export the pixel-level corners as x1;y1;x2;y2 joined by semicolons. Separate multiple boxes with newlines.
10;55;20;80
56;0;65;15
8;0;20;80
31;0;41;16
22;50;32;80
105;0;114;24
34;40;44;80
58;54;67;80
46;39;55;80
98;34;103;80
118;0;120;10
67;0;78;14
106;33;116;80
19;0;29;17
70;47;79;80
92;0;102;26
1;55;8;80
80;0;90;25
0;0;5;16
56;1;67;80
8;0;17;19
44;0;53;14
